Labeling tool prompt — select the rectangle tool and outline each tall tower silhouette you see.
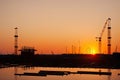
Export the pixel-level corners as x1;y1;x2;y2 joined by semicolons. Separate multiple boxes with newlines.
14;27;18;55
107;18;111;54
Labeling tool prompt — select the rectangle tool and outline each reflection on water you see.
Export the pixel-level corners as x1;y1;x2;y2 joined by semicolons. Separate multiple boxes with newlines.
107;69;111;80
14;67;17;80
0;67;120;80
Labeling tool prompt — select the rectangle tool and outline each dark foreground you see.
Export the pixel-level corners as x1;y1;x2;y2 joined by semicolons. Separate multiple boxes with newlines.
0;53;120;69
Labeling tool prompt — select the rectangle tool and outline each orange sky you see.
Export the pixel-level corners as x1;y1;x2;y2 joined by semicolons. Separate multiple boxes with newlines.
0;0;120;54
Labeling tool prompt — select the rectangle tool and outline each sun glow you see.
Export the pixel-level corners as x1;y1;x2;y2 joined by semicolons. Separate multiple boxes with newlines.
91;48;97;55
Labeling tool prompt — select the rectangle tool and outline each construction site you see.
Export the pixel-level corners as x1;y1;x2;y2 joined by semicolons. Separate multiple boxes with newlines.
13;18;118;55
0;18;120;69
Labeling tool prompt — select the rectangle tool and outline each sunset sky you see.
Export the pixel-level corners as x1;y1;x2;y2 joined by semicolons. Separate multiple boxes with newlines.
0;0;120;54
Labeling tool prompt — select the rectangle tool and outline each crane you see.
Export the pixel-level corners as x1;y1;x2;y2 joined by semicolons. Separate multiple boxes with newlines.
14;27;18;55
96;18;111;54
107;18;111;54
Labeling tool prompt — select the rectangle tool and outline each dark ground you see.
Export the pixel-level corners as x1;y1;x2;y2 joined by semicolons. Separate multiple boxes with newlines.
0;53;120;69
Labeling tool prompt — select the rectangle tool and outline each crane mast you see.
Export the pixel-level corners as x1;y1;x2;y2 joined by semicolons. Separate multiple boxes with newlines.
107;18;111;54
14;27;18;55
96;18;111;54
96;37;101;53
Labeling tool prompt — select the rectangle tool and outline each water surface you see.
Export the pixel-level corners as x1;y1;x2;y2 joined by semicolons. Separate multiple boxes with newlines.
0;67;120;80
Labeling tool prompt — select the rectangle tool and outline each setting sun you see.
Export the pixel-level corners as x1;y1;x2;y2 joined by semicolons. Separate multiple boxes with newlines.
90;48;97;55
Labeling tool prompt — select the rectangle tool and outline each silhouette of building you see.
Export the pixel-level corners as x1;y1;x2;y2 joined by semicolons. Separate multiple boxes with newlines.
19;46;37;56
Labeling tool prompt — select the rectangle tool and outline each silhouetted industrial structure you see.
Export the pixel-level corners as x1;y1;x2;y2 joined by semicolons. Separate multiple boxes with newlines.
14;27;18;55
19;46;36;56
96;18;111;54
107;18;111;54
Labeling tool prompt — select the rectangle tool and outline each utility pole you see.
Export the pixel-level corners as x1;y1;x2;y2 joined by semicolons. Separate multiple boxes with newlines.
78;41;81;54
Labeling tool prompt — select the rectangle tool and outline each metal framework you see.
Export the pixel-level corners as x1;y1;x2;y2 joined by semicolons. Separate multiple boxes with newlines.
96;18;111;54
14;27;18;55
107;18;111;54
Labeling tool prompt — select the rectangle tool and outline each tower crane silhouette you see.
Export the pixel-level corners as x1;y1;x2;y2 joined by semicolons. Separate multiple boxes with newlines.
96;18;111;54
